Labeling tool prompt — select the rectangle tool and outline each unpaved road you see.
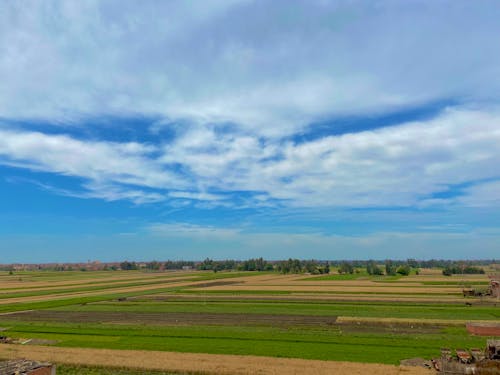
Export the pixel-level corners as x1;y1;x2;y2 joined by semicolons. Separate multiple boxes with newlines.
0;345;433;375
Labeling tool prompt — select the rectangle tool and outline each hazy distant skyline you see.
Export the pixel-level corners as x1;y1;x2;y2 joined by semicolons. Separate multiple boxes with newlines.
1;1;500;262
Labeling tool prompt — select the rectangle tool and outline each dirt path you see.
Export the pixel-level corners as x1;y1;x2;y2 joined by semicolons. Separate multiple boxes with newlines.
0;345;433;375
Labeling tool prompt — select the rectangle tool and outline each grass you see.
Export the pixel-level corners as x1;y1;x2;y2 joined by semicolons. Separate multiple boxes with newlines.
0;286;192;313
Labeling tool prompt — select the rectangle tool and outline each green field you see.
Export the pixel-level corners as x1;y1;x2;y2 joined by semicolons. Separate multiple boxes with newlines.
0;270;498;371
0;320;488;364
54;300;500;320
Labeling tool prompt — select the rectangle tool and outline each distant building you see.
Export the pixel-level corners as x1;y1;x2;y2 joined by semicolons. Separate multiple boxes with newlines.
490;278;500;298
0;359;56;375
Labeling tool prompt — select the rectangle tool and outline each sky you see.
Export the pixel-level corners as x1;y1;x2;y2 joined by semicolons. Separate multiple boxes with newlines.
1;0;500;262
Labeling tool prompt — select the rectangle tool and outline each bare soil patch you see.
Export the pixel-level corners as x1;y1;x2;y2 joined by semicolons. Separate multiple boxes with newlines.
0;344;433;375
1;311;452;334
466;322;500;336
336;316;498;327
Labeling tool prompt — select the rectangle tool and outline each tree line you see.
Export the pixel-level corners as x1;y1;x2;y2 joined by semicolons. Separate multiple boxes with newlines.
1;258;493;274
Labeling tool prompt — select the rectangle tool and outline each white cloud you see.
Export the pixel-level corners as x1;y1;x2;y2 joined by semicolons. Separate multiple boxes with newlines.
0;127;185;202
457;181;500;207
1;2;499;209
158;107;500;207
1;1;500;136
148;223;240;239
1;107;500;208
168;191;224;201
144;223;500;259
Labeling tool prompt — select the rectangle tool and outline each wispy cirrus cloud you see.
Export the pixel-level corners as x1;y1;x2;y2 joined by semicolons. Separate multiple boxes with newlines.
144;222;500;260
1;107;500;208
148;222;240;239
0;126;185;204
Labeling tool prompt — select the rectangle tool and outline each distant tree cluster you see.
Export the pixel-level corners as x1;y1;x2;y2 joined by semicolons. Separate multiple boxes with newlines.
1;258;495;274
276;259;330;274
332;260;414;276
198;258;237;272
237;258;273;271
442;265;485;276
404;259;495;268
338;261;354;274
119;261;138;270
366;260;383;275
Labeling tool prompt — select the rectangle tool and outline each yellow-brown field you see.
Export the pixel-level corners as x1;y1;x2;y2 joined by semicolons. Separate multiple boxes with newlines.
0;343;431;375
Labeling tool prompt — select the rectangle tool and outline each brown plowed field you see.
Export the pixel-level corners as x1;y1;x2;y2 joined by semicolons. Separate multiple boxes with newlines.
0;311;447;334
0;275;194;295
0;345;432;375
466;322;500;336
0;310;339;327
0;273;196;293
131;293;469;304
0;278;243;305
191;284;460;294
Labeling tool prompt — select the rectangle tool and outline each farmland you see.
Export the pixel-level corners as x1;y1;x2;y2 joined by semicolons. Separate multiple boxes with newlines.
0;269;498;374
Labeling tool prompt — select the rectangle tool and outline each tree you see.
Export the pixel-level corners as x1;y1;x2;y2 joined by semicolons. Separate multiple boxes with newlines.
265;263;274;271
255;257;266;271
339;262;354;274
323;262;330;274
442;267;453;276
366;260;382;275
120;261;137;270
146;261;161;271
198;258;214;270
396;265;411;276
385;260;397;276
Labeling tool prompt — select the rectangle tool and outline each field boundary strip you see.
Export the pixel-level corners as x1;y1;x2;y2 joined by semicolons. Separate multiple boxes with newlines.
0;344;431;375
336;316;496;326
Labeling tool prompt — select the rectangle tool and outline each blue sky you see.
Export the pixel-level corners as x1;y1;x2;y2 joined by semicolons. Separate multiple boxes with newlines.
1;1;500;262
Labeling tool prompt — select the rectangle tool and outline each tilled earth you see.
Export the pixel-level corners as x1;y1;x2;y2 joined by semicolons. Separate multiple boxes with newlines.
0;310;443;333
0;310;338;327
